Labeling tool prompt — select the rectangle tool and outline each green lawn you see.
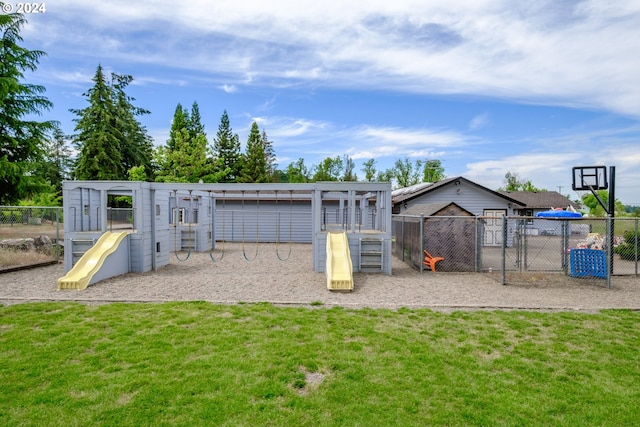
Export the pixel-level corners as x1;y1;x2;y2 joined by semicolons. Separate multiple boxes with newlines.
1;302;638;426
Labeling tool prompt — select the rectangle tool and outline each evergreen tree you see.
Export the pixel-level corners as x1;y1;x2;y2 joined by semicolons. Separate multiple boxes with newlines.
71;65;124;180
261;129;276;180
212;110;242;182
239;122;269;182
155;128;212;183
0;9;56;203
167;103;189;152
72;66;152;181
155;102;225;183
188;101;205;140
40;127;72;193
111;73;153;180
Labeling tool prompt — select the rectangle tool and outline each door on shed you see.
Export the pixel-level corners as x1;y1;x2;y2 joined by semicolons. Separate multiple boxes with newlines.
483;209;506;246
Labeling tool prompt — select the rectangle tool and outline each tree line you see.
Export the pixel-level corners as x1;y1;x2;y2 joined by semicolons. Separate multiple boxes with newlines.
1;10;448;206
69;66;448;188
17;9;634;215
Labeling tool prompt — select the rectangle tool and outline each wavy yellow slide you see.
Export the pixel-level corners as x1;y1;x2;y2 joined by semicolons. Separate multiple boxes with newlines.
326;232;354;291
58;231;129;291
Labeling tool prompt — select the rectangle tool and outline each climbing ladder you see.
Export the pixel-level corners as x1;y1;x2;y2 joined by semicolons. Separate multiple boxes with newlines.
359;238;383;272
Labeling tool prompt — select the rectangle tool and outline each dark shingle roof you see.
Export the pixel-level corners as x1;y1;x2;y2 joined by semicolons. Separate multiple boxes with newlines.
498;191;580;210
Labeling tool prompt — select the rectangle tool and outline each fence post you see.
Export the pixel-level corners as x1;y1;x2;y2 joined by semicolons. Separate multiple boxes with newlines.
401;215;405;262
56;207;60;261
633;218;638;276
419;214;424;273
501;216;507;285
606;217;611;289
474;216;478;272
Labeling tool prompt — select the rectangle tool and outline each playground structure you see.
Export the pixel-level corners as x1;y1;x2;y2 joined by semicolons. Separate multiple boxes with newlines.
59;181;393;289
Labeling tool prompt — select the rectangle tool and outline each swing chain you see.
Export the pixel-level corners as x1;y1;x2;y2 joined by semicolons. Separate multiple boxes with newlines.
209;190;225;262
242;190;259;261
276;190;293;261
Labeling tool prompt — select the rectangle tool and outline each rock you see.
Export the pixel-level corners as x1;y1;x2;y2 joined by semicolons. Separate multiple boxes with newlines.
0;235;54;253
33;235;52;248
0;238;35;252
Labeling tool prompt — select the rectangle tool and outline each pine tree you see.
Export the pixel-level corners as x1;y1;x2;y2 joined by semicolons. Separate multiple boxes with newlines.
71;65;124;180
261;129;276;180
212;110;242;182
0;10;56;203
240;122;268;183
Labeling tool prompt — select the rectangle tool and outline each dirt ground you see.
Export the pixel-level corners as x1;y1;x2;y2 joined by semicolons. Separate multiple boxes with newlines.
1;243;639;312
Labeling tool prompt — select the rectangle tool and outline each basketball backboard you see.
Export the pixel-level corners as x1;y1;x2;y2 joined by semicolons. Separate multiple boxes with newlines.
572;166;608;191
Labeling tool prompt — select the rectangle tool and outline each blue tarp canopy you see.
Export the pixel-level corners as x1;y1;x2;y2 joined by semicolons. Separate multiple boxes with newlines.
535;209;583;218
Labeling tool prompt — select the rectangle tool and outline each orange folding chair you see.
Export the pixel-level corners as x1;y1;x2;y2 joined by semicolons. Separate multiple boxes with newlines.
423;250;444;272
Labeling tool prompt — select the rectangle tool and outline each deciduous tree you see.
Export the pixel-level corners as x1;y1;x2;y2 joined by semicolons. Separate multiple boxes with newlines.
312;156;343;181
285;158;310;183
361;158;377;182
394;157;422;188
423;159;445;182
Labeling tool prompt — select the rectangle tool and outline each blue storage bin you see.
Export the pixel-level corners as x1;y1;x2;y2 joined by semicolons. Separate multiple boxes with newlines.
570;249;607;279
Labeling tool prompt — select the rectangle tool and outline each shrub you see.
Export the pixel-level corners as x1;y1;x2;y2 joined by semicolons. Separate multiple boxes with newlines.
614;230;640;260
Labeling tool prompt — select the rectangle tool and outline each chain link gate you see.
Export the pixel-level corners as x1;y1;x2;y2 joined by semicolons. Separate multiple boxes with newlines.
392;214;639;287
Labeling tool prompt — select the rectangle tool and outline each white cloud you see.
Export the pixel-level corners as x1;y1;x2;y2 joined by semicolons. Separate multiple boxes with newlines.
256;116;331;139
222;84;237;93
461;126;640;204
40;1;640;117
469;113;489;130
356;126;468;147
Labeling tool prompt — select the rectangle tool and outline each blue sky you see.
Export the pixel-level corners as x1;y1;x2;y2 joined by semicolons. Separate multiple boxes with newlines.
15;0;640;203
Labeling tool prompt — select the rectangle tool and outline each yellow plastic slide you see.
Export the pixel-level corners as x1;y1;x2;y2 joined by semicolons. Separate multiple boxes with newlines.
58;231;129;291
326;232;354;291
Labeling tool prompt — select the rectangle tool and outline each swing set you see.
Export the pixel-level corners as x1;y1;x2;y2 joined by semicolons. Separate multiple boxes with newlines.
172;188;295;263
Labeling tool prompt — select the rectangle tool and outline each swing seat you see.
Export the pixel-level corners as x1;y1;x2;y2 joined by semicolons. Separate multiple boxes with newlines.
423;250;444;272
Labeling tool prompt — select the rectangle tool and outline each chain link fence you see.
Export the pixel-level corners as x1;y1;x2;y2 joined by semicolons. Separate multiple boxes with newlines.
0;206;63;269
393;214;640;287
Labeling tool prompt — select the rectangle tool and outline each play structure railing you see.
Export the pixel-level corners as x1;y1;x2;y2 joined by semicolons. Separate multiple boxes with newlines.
320;207;386;233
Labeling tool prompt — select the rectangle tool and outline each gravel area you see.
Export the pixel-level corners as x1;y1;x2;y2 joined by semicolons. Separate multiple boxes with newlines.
1;243;639;311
